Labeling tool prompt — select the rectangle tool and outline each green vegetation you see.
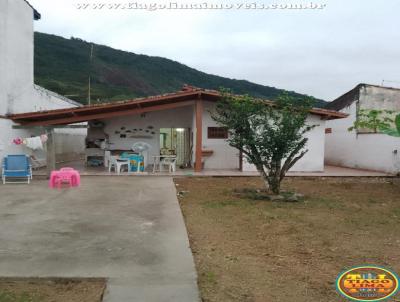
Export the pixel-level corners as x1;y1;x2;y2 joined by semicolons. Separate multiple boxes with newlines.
34;32;325;106
348;108;400;136
0;291;41;302
212;91;316;194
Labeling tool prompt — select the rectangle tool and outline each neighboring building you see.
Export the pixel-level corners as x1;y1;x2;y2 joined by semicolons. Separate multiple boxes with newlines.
0;0;86;163
325;84;400;174
10;86;347;172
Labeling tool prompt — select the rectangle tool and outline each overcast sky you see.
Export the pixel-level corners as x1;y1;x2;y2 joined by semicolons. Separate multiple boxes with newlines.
29;0;400;101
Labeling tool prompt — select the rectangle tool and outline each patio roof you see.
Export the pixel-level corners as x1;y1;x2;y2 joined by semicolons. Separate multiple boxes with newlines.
8;86;348;126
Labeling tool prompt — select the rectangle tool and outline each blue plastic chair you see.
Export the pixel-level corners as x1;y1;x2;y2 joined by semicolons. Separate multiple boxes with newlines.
2;155;32;184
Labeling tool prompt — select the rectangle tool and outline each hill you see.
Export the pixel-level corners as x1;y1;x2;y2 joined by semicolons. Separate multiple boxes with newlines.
34;32;325;106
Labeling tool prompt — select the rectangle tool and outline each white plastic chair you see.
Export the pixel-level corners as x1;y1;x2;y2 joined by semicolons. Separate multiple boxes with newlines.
104;151;111;168
160;157;177;173
108;156;130;174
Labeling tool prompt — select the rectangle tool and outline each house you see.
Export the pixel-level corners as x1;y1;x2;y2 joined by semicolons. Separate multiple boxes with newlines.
1;0;347;173
9;86;347;172
0;0;86;164
325;83;400;174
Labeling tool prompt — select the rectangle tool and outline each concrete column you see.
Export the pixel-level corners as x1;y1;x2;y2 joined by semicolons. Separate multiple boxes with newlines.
194;99;203;172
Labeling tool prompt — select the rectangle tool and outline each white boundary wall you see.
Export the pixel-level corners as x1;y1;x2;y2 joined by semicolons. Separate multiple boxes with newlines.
325;103;400;174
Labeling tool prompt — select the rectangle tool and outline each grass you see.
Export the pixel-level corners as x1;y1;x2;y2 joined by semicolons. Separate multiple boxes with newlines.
0;279;106;302
175;176;400;302
202;199;239;209
0;292;40;302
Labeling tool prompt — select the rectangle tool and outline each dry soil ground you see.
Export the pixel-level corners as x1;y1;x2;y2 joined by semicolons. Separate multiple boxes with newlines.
175;177;400;302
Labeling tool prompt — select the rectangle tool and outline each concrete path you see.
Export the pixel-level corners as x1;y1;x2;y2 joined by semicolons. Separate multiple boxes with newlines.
0;177;199;302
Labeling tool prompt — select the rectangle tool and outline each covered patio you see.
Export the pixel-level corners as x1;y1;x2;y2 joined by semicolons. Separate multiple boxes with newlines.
9;87;218;175
9;86;348;177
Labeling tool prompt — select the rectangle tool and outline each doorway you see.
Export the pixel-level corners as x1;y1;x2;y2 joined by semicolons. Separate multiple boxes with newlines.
159;128;191;168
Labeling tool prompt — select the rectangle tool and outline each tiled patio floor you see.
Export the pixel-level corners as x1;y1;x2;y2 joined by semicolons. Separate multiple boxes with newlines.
33;161;392;177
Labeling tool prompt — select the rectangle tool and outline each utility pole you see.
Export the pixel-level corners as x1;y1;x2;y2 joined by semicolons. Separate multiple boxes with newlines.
88;43;94;105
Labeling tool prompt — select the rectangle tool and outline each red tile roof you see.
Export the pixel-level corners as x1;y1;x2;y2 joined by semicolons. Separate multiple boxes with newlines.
9;86;347;126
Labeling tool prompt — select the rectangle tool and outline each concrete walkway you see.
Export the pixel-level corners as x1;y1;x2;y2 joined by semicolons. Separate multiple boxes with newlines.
0;177;199;302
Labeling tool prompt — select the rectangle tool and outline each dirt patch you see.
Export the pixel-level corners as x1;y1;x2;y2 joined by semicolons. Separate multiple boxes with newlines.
175;177;400;302
0;278;106;302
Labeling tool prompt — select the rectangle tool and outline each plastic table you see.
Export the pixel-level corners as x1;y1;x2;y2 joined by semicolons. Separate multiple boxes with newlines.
49;169;81;188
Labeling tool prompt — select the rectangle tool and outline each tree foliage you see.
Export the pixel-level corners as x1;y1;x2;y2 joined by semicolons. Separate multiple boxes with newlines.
212;90;316;194
348;109;394;133
348;109;400;137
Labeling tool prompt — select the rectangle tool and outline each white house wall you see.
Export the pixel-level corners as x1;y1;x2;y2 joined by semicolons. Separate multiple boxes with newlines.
0;101;86;163
0;0;34;115
200;102;324;171
11;85;83;114
0;119;85;163
100;106;194;164
325;102;400;174
0;119;46;160
92;102;328;172
201;102;240;170
0;0;86;163
101;103;241;170
242;114;326;172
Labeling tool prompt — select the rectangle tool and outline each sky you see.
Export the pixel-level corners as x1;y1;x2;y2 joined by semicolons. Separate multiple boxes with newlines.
29;0;400;101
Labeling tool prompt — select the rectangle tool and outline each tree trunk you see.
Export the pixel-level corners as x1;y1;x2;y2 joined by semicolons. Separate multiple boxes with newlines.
256;164;270;191
255;162;280;194
260;173;270;191
268;160;281;195
257;165;281;194
269;176;281;195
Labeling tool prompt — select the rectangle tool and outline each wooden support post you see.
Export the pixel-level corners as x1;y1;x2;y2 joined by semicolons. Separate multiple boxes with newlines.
46;129;56;179
194;99;203;172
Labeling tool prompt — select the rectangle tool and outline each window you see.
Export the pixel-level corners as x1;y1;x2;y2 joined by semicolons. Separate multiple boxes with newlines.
325;128;332;134
208;127;228;139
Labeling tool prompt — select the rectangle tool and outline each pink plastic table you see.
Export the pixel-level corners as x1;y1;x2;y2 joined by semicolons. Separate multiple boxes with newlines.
49;168;81;188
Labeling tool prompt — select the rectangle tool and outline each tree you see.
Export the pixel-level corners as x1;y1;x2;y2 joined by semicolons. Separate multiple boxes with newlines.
212;90;316;195
348;109;400;137
348;109;394;133
384;114;400;137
